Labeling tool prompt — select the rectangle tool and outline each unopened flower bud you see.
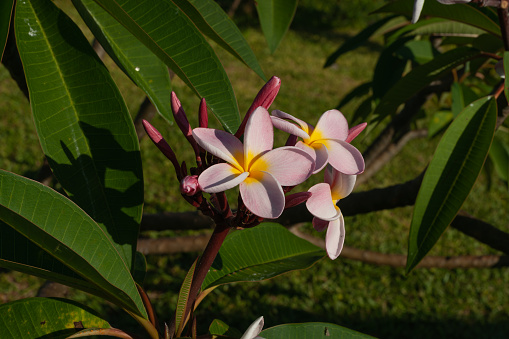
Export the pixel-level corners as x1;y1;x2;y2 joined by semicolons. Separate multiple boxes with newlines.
235;76;281;138
180;175;200;196
345;122;367;143
171;92;201;157
142;120;182;179
199;98;208;128
285;191;312;209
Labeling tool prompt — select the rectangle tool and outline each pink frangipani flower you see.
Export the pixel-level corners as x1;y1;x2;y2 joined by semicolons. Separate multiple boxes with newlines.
270;109;365;175
192;107;314;219
306;165;356;260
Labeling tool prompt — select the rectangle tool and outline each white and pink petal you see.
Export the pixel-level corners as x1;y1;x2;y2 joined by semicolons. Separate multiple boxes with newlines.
270;116;310;140
320;139;364;175
326;165;357;200
325;215;345;260
198;163;248;193
243;107;274;167
271;110;314;135
254;146;314;186
192;128;244;170
240;171;285;219
306;183;340;220
311;110;349;141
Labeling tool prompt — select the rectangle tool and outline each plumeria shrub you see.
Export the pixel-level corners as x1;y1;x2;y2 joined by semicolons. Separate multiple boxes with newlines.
0;0;373;338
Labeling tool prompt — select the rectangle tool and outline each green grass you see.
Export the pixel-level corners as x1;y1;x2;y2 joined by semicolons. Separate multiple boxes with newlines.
1;7;509;339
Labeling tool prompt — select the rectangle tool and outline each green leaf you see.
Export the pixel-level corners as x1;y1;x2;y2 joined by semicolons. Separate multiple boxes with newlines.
175;258;197;337
395;40;436;65
337;82;372;110
489;132;509;182
375;0;501;36
72;0;173;124
0;298;110;339
451;81;478;117
132;251;147;286
208;319;242;337
202;223;325;290
0;0;14;61
173;0;266;81
373;47;483;122
407;96;497;273
0;170;147;318
387;18;486;46
15;0;143;271
324;15;403;68
0;222;105;298
93;0;240;133
259;322;375;338
256;0;298;54
427;111;453;139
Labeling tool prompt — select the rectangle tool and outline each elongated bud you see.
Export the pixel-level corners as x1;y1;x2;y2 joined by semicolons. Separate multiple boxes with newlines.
180;175;200;196
285;191;312;209
199;98;208;128
171;92;201;156
142;120;182;179
235;76;281;138
345;122;367;143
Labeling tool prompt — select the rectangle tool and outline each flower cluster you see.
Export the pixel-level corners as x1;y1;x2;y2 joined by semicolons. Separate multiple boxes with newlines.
143;76;366;259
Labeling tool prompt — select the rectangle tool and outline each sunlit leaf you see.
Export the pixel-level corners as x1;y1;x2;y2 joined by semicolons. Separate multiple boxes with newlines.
202;223;325;290
260;322;375;338
0;298;110;339
72;0;173;124
173;0;266;80
93;0;240;133
15;0;143;271
407;96;497;273
256;0;298;54
0;170;147;318
175;258;197;337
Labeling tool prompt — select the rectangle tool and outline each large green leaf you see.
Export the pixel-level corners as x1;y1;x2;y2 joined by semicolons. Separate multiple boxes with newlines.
387;18;486;46
0;298;110;339
260;322;375;338
0;0;14;61
173;0;266;81
406;96;497;273
93;0;240;133
0;170;147;318
15;0;143;271
373;47;482;122
256;0;298;54
72;0;173;124
0;222;105;298
375;0;500;36
202;223;325;290
489;132;509;182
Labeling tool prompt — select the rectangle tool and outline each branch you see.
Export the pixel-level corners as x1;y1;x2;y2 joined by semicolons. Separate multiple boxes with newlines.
135;230;509;269
289;227;509;269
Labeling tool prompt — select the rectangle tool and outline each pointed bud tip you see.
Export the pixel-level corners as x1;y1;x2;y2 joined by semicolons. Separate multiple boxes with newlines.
142;120;163;143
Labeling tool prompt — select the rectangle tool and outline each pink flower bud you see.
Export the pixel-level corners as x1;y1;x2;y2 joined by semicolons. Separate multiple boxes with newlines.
345;122;367;143
235;76;281;138
285;191;312;209
142;120;182;179
171;92;201;157
199;98;208;128
180;175;200;196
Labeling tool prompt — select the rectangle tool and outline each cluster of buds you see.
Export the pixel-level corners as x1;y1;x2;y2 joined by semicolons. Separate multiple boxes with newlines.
143;76;366;259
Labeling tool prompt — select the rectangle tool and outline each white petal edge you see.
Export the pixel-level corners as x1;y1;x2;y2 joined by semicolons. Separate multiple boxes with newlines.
244;107;273;167
322;139;365;175
271;110;313;134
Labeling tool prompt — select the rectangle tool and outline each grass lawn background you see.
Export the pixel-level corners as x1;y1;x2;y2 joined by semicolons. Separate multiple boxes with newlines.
1;1;508;338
